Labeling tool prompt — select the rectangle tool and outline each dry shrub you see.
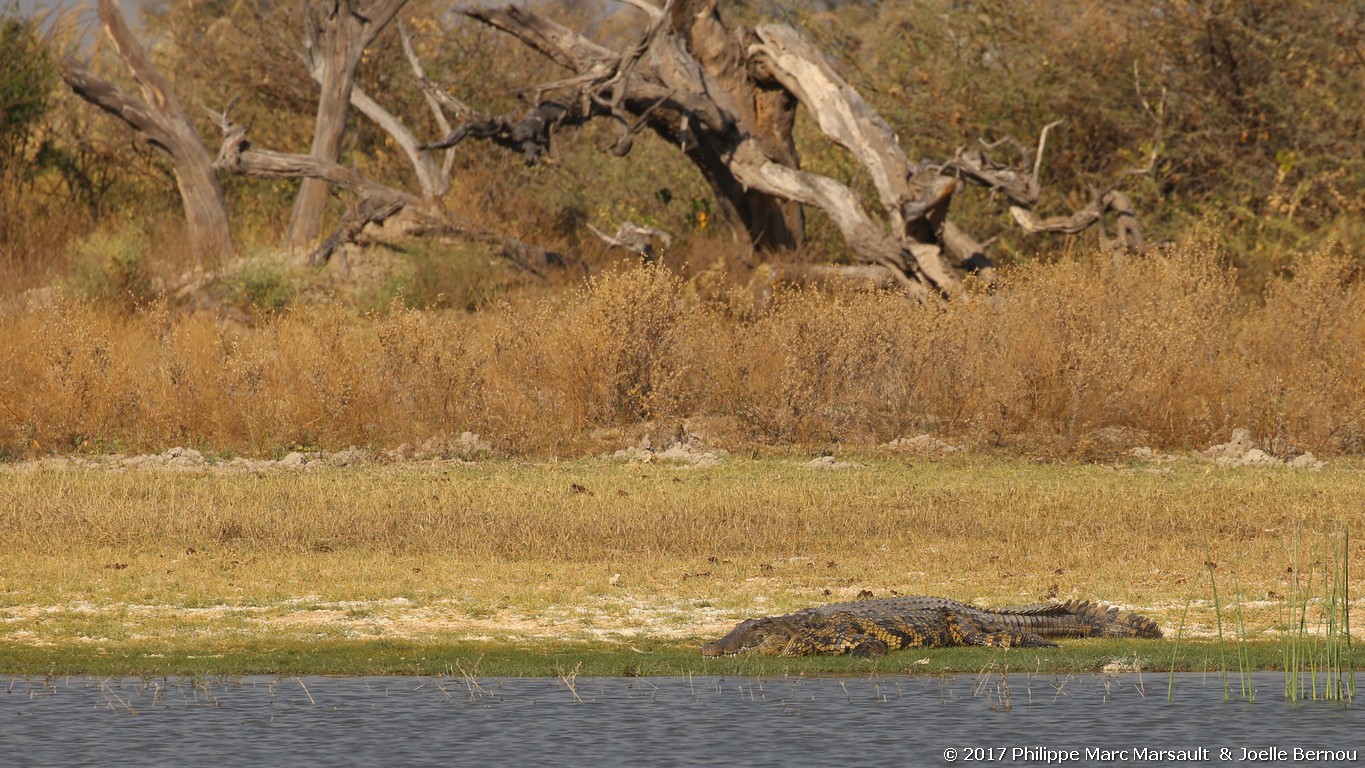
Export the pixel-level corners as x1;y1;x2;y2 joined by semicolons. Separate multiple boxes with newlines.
1;298;115;452
975;246;1241;450
3;245;1365;458
472;263;700;452
0;298;476;455
730;288;931;443
1241;253;1365;453
373;301;478;432
718;246;1246;452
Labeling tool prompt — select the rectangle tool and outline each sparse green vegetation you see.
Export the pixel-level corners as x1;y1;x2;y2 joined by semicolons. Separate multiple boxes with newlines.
384;242;512;312
0;457;1360;676
0;637;1290;679
66;225;156;311
222;256;298;317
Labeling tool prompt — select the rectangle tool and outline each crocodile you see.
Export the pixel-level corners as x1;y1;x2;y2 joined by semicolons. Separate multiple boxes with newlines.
701;596;1162;657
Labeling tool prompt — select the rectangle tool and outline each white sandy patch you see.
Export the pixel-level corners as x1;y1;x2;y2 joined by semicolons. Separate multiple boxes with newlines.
5;596;1362;644
0;595;744;644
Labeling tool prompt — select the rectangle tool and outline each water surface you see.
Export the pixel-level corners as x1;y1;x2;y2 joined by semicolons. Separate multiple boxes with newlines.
2;672;1358;766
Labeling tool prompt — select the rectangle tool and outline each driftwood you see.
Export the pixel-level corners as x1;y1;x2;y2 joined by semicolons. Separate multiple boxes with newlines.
60;0;234;263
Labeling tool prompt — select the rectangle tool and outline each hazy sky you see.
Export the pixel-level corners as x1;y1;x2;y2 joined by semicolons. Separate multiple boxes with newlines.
13;0;155;36
15;0;151;17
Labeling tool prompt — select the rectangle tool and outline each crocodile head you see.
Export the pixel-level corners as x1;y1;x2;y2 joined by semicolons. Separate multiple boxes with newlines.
701;617;796;657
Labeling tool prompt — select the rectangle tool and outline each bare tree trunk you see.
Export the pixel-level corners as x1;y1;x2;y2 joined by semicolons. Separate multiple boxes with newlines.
61;0;233;264
284;0;408;250
175;156;235;263
668;0;804;251
296;25;448;199
463;2;805;256
742;86;805;250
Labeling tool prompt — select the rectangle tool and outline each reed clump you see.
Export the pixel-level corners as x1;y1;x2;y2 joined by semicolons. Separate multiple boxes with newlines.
2;245;1363;459
1281;525;1355;702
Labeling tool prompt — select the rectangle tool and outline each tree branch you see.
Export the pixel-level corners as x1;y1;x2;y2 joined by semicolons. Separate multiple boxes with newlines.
749;24;912;222
61;63;174;152
398;21;457;178
587;221;672;260
210;107;560;271
299;27;447;199
62;0;234;263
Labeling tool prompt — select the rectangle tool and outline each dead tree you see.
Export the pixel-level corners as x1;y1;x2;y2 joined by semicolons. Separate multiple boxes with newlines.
285;0;409;249
446;1;804;256
64;0;559;277
446;0;1154;300
61;0;234;264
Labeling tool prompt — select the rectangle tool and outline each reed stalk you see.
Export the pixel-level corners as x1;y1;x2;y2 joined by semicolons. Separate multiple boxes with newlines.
1345;526;1355;701
1283;525;1302;701
1323;524;1354;702
1282;524;1355;702
1166;600;1190;702
1205;541;1230;702
1231;574;1254;701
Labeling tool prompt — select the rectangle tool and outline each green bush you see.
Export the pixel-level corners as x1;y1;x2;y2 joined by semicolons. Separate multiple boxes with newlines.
223;256;298;316
0;9;51;168
67;226;155;310
359;242;511;313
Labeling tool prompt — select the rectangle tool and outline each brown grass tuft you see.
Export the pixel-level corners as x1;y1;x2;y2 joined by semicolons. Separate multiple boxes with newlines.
1240;252;1365;454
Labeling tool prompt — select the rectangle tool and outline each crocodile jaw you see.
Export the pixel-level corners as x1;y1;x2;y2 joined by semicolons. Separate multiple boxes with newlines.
701;618;788;656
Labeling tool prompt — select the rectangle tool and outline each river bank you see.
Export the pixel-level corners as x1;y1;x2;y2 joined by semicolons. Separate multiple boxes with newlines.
2;453;1361;676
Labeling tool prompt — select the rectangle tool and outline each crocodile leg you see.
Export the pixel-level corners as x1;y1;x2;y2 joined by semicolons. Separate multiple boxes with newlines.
779;617;891;656
843;634;891;657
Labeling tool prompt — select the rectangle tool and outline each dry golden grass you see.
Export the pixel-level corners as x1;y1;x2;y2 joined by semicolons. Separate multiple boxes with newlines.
1;456;1361;651
2;244;1364;459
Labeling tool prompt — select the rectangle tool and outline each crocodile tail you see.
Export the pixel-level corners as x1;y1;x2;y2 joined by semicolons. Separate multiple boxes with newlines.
1060;600;1163;639
991;602;1076;616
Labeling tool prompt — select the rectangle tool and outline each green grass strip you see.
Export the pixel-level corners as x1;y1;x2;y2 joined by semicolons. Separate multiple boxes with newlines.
0;638;1339;679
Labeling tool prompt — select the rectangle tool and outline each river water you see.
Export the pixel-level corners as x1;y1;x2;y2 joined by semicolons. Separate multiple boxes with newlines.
1;672;1359;766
